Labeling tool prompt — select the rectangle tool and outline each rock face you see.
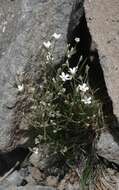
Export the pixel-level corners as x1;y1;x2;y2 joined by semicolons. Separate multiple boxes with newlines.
18;186;56;190
0;0;74;152
0;184;56;190
96;129;119;165
1;0;119;167
84;0;119;124
84;0;119;164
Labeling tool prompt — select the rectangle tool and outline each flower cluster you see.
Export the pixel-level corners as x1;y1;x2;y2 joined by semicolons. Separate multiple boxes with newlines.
28;33;101;167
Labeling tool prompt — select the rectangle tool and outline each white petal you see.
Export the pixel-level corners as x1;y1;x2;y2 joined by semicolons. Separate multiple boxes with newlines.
52;33;61;39
59;72;71;81
18;84;24;92
69;67;77;75
75;37;80;43
81;96;92;104
43;41;51;48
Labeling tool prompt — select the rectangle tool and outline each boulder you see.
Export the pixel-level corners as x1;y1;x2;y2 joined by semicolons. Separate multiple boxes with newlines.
96;129;119;165
84;0;119;164
84;0;119;125
0;0;74;152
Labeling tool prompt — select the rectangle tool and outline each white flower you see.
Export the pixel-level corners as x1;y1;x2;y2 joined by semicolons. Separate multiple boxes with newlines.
43;41;51;49
52;33;61;39
33;147;39;154
77;83;89;92
59;72;72;82
69;67;77;76
18;84;24;92
81;96;92;104
75;37;80;43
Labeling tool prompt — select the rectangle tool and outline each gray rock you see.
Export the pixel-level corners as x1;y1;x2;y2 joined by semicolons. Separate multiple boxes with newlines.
0;181;16;190
29;152;41;168
0;0;74;152
84;0;119;125
18;185;56;190
29;145;67;177
29;145;50;169
25;174;36;185
46;176;58;188
96;129;119;165
7;170;24;186
0;184;56;190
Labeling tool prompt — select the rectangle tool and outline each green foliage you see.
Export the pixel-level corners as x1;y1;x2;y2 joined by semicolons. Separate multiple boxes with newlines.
27;35;102;160
16;34;103;189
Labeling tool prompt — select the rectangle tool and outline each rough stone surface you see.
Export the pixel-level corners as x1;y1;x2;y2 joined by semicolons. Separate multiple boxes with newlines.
7;170;24;186
96;129;119;165
29;145;50;169
0;184;56;190
18;186;56;190
0;185;16;190
84;0;119;124
46;176;58;188
0;0;74;152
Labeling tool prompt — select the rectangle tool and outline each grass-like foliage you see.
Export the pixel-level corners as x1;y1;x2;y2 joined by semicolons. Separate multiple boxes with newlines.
16;33;103;188
26;34;102;161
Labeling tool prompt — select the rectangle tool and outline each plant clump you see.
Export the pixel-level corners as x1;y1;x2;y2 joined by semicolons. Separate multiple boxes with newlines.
25;34;102;161
15;33;103;188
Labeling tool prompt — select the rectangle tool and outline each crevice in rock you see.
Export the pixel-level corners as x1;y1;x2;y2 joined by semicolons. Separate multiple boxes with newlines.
0;147;29;176
67;4;119;143
99;156;119;172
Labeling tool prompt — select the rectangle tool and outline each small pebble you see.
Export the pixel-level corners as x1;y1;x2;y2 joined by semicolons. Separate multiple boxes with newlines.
46;176;58;187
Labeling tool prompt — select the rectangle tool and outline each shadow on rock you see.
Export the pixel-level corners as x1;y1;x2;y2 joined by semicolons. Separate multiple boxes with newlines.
0;147;29;176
